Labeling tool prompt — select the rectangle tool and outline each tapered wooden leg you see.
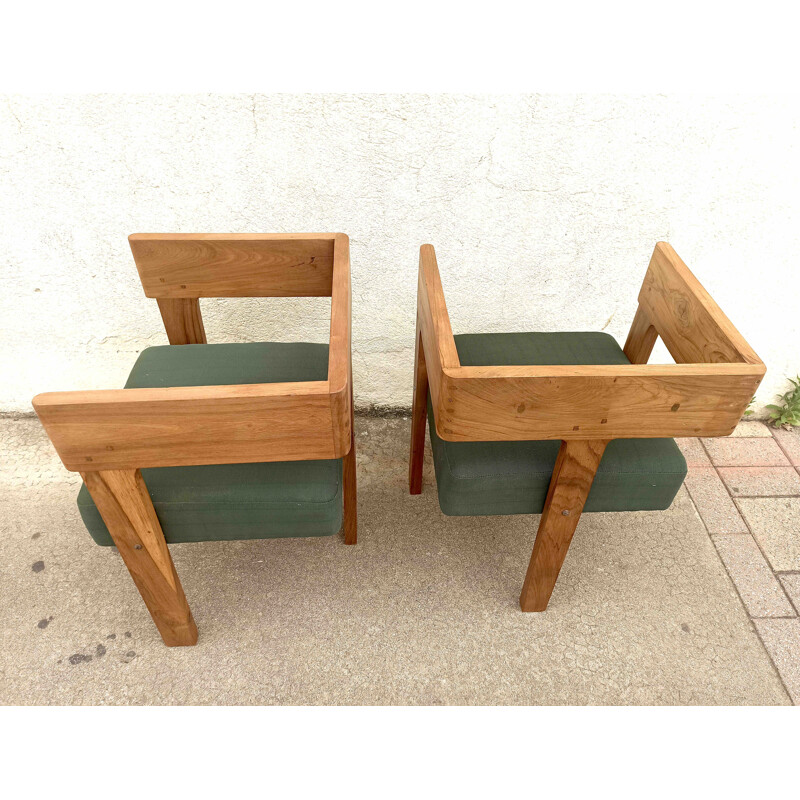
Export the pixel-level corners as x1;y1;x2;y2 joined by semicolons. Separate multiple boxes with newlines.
81;469;198;646
156;298;207;345
343;386;358;545
623;305;657;364
408;322;429;494
519;439;608;612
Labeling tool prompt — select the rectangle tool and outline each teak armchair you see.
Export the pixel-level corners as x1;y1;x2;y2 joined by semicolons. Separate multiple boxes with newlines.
409;242;765;611
33;233;356;646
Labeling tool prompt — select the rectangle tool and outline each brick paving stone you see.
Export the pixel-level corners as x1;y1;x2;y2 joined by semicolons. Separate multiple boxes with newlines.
675;438;712;468
684;468;748;534
713;534;795;617
737;497;800;572
718;467;800;497
773;427;800;467
753;618;800;704
701;437;790;467
729;421;772;437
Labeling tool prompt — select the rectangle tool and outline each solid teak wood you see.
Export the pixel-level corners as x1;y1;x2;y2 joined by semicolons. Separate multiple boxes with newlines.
81;469;198;646
156;298;207;345
518;439;608;611
408;319;429;495
409;241;766;612
34;233;356;646
622;305;657;365
638;242;761;366
129;233;335;298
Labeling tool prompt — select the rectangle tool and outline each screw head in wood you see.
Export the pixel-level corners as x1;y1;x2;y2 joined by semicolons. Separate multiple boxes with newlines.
562;510;570;516
134;544;142;550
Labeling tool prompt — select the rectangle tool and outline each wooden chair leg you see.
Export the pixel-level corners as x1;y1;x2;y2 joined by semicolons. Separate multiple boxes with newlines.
519;439;608;612
156;298;207;345
81;469;198;646
623;305;657;364
408;323;429;494
343;389;358;545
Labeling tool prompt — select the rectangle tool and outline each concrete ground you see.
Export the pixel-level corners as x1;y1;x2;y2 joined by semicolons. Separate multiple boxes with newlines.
0;415;793;705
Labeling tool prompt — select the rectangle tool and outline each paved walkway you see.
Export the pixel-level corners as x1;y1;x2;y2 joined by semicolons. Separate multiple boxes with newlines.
0;415;795;705
678;421;800;703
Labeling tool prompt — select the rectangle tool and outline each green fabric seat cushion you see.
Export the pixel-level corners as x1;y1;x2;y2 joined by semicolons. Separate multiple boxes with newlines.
428;332;687;516
78;342;342;545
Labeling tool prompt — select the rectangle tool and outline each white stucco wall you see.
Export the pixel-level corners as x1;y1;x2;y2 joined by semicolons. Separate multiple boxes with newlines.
1;94;798;414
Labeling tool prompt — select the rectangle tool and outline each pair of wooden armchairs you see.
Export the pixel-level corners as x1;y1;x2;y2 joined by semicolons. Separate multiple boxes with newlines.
34;234;764;646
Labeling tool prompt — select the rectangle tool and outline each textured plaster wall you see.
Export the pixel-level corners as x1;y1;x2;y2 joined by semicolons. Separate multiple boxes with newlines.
1;94;798;414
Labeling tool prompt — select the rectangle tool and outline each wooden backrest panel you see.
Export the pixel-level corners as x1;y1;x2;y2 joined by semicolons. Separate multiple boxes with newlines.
130;233;335;298
639;242;761;365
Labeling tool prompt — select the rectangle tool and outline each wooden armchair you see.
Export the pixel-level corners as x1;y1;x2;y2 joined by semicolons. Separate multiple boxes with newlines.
33;233;356;646
408;242;765;611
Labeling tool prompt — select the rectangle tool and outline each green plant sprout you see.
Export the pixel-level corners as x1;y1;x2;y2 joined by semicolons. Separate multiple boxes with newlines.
766;376;800;429
743;396;756;417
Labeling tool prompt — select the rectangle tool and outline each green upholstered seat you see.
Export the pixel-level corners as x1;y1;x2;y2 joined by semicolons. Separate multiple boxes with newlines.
428;332;687;517
77;342;342;546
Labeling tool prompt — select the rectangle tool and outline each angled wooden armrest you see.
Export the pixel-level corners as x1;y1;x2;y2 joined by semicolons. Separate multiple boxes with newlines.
631;241;762;367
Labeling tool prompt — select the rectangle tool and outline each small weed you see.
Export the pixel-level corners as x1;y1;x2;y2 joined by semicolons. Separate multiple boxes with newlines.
743;396;756;417
766;376;800;429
